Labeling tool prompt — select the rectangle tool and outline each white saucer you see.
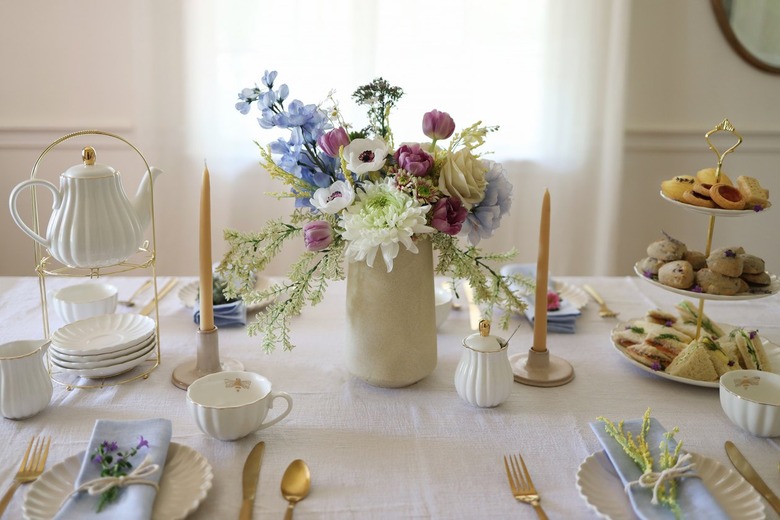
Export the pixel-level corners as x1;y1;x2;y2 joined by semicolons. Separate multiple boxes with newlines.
178;275;275;312
50;340;156;378
576;450;764;519
51;314;156;356
49;336;156;369
23;442;213;520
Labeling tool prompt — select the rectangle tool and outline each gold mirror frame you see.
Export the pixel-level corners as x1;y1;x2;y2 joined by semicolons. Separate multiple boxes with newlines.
711;0;780;74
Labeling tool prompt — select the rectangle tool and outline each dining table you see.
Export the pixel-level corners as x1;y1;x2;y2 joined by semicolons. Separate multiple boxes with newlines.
0;274;778;519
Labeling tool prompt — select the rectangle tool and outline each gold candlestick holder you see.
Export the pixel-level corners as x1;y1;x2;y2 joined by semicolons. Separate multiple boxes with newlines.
171;326;243;390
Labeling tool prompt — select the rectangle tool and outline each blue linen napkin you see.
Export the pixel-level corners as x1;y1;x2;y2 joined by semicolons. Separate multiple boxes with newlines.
589;417;728;520
54;418;172;520
193;300;247;327
500;263;581;333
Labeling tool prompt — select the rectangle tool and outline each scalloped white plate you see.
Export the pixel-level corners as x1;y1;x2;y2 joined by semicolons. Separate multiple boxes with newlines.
610;320;780;388
576;450;764;520
554;281;588;310
178;275;274;312
23;443;212;520
50;337;155;371
634;263;779;301
659;190;771;217
51;314;156;355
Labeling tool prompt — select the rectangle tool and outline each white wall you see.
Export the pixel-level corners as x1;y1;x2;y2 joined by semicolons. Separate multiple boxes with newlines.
2;0;779;278
620;0;780;276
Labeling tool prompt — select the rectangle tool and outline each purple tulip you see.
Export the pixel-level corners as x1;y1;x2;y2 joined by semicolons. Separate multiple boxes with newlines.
303;220;334;251
393;143;434;176
430;197;467;235
317;127;350;158
422;109;455;140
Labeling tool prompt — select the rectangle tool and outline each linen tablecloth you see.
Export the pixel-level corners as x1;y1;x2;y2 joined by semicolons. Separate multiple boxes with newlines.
0;275;778;519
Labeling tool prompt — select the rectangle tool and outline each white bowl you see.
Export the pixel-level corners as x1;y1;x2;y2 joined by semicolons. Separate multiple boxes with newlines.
720;369;780;437
435;286;452;329
51;282;118;324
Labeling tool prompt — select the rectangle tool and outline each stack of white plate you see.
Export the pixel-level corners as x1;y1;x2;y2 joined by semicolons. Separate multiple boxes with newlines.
49;314;157;378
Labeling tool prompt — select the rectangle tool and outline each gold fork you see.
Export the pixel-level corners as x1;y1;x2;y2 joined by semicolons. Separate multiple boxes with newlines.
0;436;51;515
504;453;549;520
582;284;619;318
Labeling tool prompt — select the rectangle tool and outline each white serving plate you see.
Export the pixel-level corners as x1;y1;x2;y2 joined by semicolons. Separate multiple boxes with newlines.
23;442;212;520
178;275;274;312
660;190;771;217
50;340;156;378
610;320;780;388
49;335;156;369
634;263;779;301
576;450;764;520
51;314;156;356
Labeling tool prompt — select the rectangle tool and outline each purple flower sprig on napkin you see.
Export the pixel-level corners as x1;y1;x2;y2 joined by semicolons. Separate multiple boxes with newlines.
90;436;150;512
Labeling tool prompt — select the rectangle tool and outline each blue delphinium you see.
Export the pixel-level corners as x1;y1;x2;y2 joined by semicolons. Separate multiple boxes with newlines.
460;160;513;245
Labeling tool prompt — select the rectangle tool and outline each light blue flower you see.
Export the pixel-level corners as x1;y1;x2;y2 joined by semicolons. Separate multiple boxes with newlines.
262;70;277;88
235;100;251;115
460;160;512;245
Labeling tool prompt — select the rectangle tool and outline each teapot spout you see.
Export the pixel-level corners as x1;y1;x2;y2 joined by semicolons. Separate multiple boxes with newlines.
132;167;163;232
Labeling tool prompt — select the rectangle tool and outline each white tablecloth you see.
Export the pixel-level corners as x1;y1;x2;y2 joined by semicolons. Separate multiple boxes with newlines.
0;275;778;519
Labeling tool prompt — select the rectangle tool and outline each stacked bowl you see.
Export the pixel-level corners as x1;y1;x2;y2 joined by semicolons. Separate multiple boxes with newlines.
49;314;156;378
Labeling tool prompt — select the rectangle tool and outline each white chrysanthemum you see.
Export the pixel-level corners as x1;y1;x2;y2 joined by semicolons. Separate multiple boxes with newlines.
341;180;434;272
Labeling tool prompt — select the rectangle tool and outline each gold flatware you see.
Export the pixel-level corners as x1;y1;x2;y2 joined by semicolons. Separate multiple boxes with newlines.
725;441;780;514
0;436;51;516
118;279;153;307
139;278;179;317
583;284;618;318
281;459;311;520
239;440;266;520
504;453;548;520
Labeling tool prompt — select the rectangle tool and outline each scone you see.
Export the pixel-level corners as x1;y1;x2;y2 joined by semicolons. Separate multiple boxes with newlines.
658;260;694;289
740;253;765;274
707;247;745;277
647;236;687;261
695;268;744;296
637;256;665;276
683;250;706;270
741;271;771;286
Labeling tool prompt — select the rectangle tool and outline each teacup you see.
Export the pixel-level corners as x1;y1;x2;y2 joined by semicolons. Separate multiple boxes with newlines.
51;281;118;324
187;370;293;441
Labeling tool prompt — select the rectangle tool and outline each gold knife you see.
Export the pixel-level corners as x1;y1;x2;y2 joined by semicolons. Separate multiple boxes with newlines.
725;441;780;514
239;441;266;520
139;278;178;316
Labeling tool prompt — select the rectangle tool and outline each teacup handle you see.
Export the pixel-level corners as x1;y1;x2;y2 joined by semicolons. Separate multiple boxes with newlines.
256;391;293;431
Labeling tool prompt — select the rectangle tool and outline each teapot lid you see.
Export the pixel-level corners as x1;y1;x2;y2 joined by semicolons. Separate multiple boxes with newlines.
62;147;118;179
464;320;506;353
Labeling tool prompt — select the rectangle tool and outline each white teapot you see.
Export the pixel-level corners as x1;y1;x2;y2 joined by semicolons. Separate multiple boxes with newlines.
455;320;514;407
9;147;162;268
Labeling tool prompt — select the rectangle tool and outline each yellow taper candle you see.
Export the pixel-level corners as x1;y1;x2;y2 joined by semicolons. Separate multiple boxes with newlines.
199;164;215;331
532;189;550;352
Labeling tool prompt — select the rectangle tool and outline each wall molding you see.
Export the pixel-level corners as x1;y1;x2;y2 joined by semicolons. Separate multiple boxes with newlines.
0;125;136;149
625;127;780;153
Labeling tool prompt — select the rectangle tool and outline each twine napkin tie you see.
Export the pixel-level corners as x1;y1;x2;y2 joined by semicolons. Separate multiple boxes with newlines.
63;457;160;505
625;453;700;505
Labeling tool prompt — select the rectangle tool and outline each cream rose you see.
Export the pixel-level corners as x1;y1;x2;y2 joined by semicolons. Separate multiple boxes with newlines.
437;149;488;209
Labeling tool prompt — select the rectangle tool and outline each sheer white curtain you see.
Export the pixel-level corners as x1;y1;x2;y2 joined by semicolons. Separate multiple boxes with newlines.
168;0;630;276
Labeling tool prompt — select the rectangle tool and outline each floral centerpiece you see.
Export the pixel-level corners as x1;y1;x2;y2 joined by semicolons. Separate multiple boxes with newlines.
220;70;528;356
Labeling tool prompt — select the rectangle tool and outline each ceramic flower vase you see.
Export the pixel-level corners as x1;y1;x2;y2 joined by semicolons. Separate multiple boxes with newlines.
345;240;438;387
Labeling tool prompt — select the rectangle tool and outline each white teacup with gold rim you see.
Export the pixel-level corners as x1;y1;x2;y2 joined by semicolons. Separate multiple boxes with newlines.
187;371;293;441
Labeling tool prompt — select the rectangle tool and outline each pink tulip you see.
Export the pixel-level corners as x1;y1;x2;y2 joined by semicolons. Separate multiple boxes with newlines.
303;220;333;251
393;143;434;176
422;110;455;140
317;127;350;158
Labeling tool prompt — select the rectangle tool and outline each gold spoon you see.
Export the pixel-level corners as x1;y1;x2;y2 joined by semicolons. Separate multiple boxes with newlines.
280;459;311;520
